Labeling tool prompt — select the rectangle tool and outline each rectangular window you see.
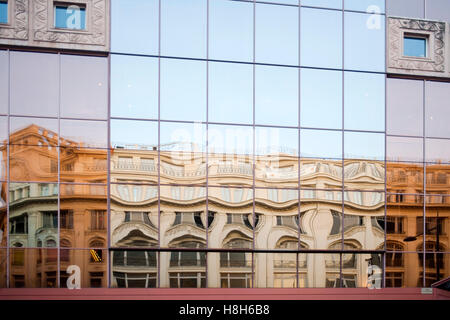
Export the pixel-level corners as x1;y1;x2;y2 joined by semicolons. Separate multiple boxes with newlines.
404;36;427;58
90;210;106;230
0;1;7;24
54;3;86;30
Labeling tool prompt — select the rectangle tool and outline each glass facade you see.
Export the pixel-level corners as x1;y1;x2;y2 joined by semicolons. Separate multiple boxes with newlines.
0;0;449;291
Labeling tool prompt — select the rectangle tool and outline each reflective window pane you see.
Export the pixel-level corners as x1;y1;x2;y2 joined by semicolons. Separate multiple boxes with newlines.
60;249;107;288
161;0;207;59
9;183;58;247
61;55;108;120
387;163;423;194
342;253;383;288
0;249;5;287
60;120;107;149
301;8;342;69
301;160;343;190
208;62;253;124
387;78;423;136
111;250;158;288
111;0;159;55
425;163;450;195
111;55;158;119
255;65;298;126
426;0;450;22
345;0;385;13
111;119;158;150
0;51;7;114
10;145;58;182
344;12;385;72
301;69;342;129
10;248;58;287
208;124;253;156
255;252;297;288
301;0;342;9
345;160;385;192
385;253;422;287
426;138;450;164
425;81;450;139
425;197;450;256
301;129;342;160
60;147;107;184
255;3;299;65
160;58;206;122
344;132;384;161
10;117;58;146
209;0;253;62
344;72;385;132
298;254;341;287
111;151;158;185
10;51;59;117
60;184;107;248
0;1;6;24
387;136;423;163
110;184;158;248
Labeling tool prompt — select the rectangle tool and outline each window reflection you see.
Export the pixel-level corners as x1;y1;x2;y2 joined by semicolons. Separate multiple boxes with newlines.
111;0;159;54
255;65;298;126
60;249;107;288
301;68;342;129
111;55;158;120
10;145;58;183
255;3;299;65
209;0;253;62
111;119;158;150
344;12;385;72
387;136;423;163
301;8;342;69
425;81;450;139
160;58;206;122
426;139;450;164
0;51;8;114
301;129;342;160
161;0;207;59
302;0;342;9
111;250;157;288
345;0;385;13
344;132;384;161
60;120;108;149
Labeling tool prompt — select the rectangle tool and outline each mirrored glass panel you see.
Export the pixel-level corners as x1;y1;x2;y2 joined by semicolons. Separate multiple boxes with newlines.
160;185;207;249
9;183;58;247
300;129;342;160
160;248;206;288
301;8;342;69
111;55;158;120
387;162;424;194
0;51;7;115
425;81;450;139
254;252;297;288
60;249;107;288
160;122;206;185
60;183;107;248
9;248;58;288
424;253;448;288
425;138;450;164
111;151;158;185
298;253;340;288
10;145;58;182
345;0;385;13
343;191;385;250
111;119;158;150
387;136;423;163
344;160;385;191
111;250;158;288
160;58;206;122
426;0;450;22
425;163;450;195
386;0;423;18
60;55;108;120
255;65;298;126
208;124;253;187
344;132;384;161
300;159;343;190
208;62;253;124
10;51;59;117
301;69;342;129
0;185;6;246
60;120;108;149
9;117;58;146
385;252;421;287
215;251;253;288
255;188;299;250
344;12;385;72
111;0;159;54
387;78;423;137
0;249;5;288
110;183;158;248
209;0;253;62
161;0;207;59
208;186;254;249
344;72;385;131
425;195;449;254
0;116;6;147
301;0;342;9
387;194;424;252
300;189;343;250
255;127;298;188
255;3;299;65
341;253;383;288
60;147;107;184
